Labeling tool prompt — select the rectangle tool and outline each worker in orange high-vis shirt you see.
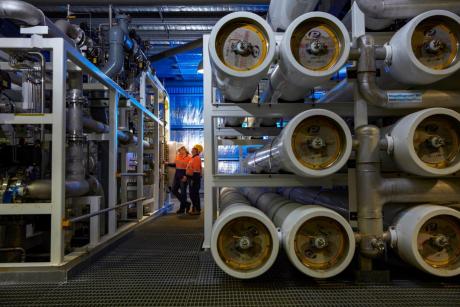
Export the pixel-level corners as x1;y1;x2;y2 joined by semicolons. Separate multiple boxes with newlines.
167;145;191;214
186;144;203;215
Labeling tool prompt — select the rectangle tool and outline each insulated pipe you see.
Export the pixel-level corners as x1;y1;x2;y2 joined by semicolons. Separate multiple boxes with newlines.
268;12;350;102
0;1;74;45
356;0;460;19
66;89;86;182
386;108;460;177
209;12;276;102
357;35;460;109
241;188;356;279
101;26;124;78
244;109;352;178
267;0;319;31
211;187;279;279
54;19;94;49
29;0;270;5
0;0;44;26
392;205;460;277
82;115;151;148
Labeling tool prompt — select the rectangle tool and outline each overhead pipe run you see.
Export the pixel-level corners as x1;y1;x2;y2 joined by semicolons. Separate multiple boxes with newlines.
0;1;74;45
267;12;350;102
211;187;279;279
267;0;320;31
392;205;460;277
356;0;460;19
209;12;276;102
241;188;356;279
149;38;203;63
29;0;270;4
244;109;352;178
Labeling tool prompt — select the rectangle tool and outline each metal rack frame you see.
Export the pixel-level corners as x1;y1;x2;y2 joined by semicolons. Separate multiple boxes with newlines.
203;34;351;249
0;32;167;268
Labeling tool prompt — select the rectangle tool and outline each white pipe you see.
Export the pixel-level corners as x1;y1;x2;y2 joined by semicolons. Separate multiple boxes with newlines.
267;0;320;31
242;188;355;279
392;204;460;277
211;188;279;279
244;109;352;178
386;108;460;177
268;12;350;102
356;0;460;19
209;12;276;102
387;10;460;85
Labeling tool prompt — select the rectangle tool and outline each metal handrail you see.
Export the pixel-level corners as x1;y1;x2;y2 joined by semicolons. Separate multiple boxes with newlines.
67;197;146;224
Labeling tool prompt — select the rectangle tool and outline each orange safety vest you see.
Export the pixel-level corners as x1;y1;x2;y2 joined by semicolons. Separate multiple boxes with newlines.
186;155;202;176
175;154;191;170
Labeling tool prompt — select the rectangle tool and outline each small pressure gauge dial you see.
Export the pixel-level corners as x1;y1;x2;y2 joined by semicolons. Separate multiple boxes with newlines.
417;215;460;270
294;217;349;270
217;217;273;272
291;116;346;170
411;16;460;70
215;19;269;71
291;19;342;71
413;114;460;169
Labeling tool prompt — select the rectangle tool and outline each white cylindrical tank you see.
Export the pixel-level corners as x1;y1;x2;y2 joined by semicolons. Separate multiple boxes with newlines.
392;204;460;277
242;188;355;279
386;108;460;177
387;10;460;85
269;12;350;102
244;109;352;178
267;0;320;31
211;188;280;279
209;12;276;102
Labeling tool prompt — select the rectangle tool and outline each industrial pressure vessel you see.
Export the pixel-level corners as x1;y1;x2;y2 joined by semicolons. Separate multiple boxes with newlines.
269;12;350;101
210;188;280;279
209;12;276;102
386;108;460;177
242;188;355;278
387;10;460;85
392;204;460;277
244;109;352;177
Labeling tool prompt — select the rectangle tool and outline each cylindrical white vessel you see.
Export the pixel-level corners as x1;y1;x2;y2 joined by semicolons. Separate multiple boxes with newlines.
387;108;460;177
393;204;460;277
269;12;350;101
242;188;355;279
209;12;276;102
267;0;319;31
211;188;280;279
244;109;352;178
388;10;460;85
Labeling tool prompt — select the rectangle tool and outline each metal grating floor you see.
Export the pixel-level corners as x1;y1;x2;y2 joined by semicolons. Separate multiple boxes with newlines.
1;207;460;306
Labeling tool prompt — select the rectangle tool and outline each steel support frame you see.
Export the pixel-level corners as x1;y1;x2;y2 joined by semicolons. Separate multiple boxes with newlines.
203;34;351;249
0;35;166;268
